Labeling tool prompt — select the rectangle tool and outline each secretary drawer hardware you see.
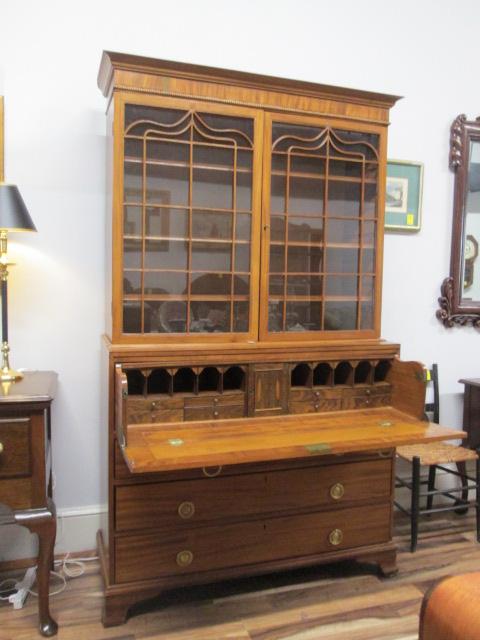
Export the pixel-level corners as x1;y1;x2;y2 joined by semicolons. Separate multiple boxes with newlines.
213;411;219;418
202;466;222;477
0;442;3;454
328;528;343;546
150;401;157;410
168;438;184;447
329;482;345;500
178;501;195;519
305;443;331;454
176;550;193;567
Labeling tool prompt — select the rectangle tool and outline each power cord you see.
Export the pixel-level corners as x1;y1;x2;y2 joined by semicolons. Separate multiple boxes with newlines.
2;552;99;609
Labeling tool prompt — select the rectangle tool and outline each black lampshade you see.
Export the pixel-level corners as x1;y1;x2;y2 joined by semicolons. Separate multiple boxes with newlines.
0;184;36;232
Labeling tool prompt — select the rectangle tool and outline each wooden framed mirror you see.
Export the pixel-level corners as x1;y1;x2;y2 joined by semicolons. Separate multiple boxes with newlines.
437;114;480;327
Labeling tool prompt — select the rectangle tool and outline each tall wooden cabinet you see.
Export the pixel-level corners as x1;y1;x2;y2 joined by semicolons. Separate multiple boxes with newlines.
97;52;460;627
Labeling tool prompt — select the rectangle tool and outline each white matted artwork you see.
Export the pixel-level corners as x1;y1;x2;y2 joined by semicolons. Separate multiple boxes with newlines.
386;176;409;214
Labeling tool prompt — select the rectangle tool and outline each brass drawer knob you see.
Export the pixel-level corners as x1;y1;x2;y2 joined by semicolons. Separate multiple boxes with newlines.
0;442;3;454
328;528;343;546
202;466;222;477
151;401;157;410
314;403;320;411
178;501;195;519
330;482;345;500
176;550;193;567
213;411;219;418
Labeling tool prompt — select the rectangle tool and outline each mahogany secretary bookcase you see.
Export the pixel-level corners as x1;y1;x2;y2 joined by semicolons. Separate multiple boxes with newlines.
97;52;460;626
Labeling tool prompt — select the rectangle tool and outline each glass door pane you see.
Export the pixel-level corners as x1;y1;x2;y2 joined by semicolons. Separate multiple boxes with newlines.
122;103;258;336
264;117;380;336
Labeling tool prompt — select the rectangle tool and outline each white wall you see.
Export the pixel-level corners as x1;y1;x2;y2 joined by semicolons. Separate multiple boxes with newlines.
1;0;479;554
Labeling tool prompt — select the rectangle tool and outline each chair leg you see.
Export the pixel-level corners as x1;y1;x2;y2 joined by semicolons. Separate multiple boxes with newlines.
426;465;436;512
455;461;469;515
411;456;421;552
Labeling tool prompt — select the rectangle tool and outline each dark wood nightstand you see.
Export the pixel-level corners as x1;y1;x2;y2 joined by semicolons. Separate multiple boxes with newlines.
459;378;480;450
0;371;58;636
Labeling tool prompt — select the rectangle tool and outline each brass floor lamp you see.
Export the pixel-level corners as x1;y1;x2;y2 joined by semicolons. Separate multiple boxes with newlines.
0;184;36;381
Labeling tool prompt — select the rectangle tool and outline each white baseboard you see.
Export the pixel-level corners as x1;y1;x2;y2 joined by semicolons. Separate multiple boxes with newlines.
0;504;107;562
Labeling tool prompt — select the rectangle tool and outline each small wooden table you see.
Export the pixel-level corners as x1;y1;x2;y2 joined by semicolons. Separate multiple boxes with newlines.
0;371;58;637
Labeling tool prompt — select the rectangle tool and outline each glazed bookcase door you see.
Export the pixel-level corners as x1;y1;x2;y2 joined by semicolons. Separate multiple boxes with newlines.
113;93;263;342
260;113;386;341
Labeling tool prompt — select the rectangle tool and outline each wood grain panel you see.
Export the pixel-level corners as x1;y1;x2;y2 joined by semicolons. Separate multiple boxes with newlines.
122;407;464;474
115;457;392;532
115;503;391;583
0;418;31;478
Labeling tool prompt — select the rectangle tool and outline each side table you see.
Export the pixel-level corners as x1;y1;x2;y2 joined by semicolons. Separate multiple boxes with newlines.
0;371;58;636
459;378;480;449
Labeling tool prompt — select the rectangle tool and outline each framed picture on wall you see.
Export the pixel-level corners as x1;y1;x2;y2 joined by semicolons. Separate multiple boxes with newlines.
385;159;423;231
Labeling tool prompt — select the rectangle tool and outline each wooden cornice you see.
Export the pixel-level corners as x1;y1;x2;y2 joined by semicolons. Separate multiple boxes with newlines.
98;50;402;110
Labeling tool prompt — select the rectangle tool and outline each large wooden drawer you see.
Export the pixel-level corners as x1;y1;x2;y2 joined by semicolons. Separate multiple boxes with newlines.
115;458;392;532
114;502;391;583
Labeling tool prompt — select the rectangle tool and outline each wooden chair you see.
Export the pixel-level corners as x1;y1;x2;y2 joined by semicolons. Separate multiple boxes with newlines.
419;572;480;640
395;364;480;551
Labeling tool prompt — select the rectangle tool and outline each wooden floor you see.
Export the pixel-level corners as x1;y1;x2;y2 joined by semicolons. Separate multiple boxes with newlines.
1;512;480;640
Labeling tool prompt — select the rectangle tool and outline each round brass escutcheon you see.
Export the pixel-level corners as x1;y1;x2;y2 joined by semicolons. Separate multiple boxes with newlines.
176;550;194;567
178;501;195;519
328;528;343;546
329;482;345;500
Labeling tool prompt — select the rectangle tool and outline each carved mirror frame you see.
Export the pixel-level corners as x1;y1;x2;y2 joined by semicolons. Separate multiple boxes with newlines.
437;114;480;327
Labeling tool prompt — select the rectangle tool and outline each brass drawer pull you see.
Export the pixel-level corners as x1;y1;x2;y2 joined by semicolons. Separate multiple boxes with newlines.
150;401;157;410
178;501;195;519
329;482;345;500
0;442;3;454
328;528;343;546
202;466;222;477
176;550;193;567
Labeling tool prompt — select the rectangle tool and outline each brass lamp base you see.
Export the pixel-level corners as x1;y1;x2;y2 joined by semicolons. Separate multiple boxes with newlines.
0;342;23;382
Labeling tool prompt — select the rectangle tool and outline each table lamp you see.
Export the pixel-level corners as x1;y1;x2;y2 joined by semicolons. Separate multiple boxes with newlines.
0;184;36;382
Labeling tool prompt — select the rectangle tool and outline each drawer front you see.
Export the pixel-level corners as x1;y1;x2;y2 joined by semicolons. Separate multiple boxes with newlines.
184;394;245;421
289;389;343;414
115;503;391;583
115;458;392;532
0;418;31;478
127;396;183;424
342;387;391;410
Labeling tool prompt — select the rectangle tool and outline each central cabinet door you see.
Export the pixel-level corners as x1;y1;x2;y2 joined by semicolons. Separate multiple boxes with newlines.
259;113;385;341
116;94;263;342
